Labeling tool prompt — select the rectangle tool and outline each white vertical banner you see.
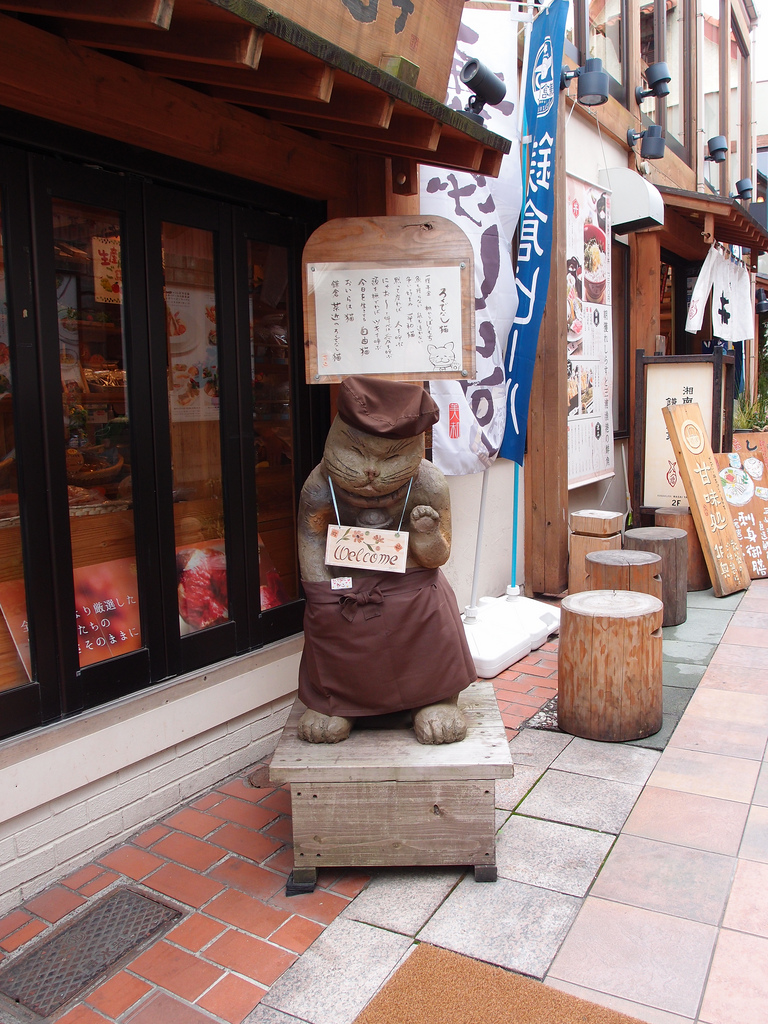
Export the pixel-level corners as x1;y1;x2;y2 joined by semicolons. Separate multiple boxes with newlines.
419;7;522;475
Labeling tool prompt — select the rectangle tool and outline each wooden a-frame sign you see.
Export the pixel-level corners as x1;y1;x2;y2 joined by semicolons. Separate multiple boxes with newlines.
302;215;475;384
662;403;749;597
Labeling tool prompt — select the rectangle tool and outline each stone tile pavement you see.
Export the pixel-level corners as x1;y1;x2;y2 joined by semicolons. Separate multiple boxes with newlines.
0;585;766;1024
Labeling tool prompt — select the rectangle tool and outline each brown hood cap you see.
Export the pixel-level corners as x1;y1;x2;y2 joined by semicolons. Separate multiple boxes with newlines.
337;376;439;439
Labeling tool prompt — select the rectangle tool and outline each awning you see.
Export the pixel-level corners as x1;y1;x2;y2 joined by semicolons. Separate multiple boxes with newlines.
0;0;510;182
656;185;768;260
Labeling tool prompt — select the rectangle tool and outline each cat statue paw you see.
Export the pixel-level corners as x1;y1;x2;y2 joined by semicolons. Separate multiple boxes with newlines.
295;376;476;745
297;709;353;744
413;695;468;745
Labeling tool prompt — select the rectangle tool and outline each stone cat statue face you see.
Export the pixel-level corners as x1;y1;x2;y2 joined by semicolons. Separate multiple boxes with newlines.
322;416;423;515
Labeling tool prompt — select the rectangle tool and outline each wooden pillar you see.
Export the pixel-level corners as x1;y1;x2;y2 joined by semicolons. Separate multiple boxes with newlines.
524;95;568;597
628;228;661;519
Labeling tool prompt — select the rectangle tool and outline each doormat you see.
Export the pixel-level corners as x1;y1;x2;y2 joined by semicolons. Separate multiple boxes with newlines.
352;942;646;1024
521;695;560;731
0;887;181;1019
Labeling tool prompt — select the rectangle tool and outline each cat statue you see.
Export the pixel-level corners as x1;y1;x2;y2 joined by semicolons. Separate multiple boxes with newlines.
296;375;476;744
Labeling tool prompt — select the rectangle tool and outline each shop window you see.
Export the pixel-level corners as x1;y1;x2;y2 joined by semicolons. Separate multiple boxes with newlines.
51;201;143;668
588;0;623;89
0;192;30;692
0;135;324;741
639;0;691;161
162;223;229;635
568;1;627;104
702;2;722;193
729;20;748;189
249;242;299;610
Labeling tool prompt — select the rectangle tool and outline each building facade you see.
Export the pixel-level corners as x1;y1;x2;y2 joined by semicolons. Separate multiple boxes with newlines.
0;0;766;914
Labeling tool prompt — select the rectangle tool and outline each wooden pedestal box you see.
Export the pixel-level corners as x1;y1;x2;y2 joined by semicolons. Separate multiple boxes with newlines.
568;510;623;595
270;681;514;888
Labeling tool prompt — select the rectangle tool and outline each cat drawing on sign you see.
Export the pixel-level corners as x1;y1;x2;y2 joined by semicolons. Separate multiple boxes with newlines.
666;461;678;487
428;342;457;370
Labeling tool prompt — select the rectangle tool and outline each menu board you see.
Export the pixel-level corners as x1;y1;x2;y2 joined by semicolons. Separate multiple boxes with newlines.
308;264;463;377
565;174;614;488
644;362;715;508
714;452;768;579
302;215;475;383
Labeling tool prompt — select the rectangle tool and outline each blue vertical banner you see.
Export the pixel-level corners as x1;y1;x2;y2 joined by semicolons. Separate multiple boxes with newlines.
499;0;569;465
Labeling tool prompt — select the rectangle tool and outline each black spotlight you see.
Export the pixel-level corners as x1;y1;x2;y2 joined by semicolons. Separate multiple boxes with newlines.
460;59;506;124
705;135;728;163
560;57;609;106
732;178;753;201
627;124;666;160
756;288;768;315
635;61;671;104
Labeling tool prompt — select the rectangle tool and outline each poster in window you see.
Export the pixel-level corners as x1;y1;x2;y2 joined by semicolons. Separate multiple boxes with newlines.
566;174;615;488
166;287;219;422
91;236;122;305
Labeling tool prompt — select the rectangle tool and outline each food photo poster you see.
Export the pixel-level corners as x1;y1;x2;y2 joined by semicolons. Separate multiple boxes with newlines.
565;173;614;487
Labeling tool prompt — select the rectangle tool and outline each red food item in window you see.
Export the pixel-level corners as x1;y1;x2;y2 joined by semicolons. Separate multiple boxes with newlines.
177;547;228;629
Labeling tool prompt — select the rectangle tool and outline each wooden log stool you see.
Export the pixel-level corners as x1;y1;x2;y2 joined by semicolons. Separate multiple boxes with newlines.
654;506;711;592
624;526;688;627
558;590;663;742
585;549;662;602
568;509;623;595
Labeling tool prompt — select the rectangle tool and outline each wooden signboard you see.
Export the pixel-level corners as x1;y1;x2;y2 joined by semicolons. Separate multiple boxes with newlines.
662;403;749;597
714;452;768;579
731;431;768;470
262;0;465;101
303;216;474;384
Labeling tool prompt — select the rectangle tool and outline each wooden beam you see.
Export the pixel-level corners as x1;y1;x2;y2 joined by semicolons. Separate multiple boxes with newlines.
61;20;263;69
0;0;173;27
207;84;394;129
141;54;334;102
280;111;441;152
0;13;353;200
656;208;708;262
628;229;661;515
525;96;568;597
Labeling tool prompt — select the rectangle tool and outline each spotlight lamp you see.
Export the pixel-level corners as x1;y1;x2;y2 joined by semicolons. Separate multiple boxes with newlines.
560;57;609;107
635;61;671;105
756;288;768;315
460;58;507;124
627;124;666;160
705;135;728;163
730;178;753;201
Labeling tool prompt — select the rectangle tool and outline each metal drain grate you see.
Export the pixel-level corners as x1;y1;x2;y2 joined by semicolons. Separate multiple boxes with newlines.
0;887;181;1018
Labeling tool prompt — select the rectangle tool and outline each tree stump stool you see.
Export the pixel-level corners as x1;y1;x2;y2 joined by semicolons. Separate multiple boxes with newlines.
654;506;711;592
585;549;662;602
558;590;663;742
624;526;688;626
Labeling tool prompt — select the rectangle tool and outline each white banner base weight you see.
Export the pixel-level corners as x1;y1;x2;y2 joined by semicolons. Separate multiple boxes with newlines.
462;590;560;679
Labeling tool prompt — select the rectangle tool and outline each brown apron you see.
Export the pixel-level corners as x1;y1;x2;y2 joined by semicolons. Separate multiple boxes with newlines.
298;567;476;718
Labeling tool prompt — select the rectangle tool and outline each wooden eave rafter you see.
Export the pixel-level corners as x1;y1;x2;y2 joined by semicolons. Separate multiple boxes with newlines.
656;186;768;256
0;0;509;177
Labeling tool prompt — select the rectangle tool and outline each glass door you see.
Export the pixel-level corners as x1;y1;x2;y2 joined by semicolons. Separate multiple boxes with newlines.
144;187;240;675
30;159;155;713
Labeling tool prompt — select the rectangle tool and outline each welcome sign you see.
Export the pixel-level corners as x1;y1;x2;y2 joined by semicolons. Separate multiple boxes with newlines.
325;525;408;573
